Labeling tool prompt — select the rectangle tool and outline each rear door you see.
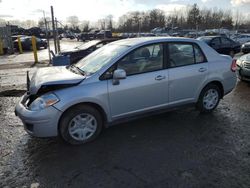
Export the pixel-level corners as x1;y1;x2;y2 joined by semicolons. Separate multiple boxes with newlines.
167;42;208;105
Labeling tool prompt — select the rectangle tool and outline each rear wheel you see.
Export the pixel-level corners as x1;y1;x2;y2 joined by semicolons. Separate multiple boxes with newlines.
59;104;103;145
196;84;221;113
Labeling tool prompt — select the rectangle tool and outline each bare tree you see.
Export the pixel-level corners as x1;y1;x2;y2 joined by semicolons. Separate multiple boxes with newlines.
234;9;243;31
80;21;90;32
106;15;113;30
98;19;106;30
187;4;201;30
66;16;79;28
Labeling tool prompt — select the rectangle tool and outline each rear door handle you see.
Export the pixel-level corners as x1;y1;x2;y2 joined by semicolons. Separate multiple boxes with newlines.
155;75;166;81
199;67;207;72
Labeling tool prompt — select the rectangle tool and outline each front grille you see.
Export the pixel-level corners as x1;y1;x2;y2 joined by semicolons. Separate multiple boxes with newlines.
244;61;250;69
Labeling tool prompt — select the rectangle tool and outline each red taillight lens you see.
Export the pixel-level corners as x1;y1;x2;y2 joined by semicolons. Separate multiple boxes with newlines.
231;59;237;72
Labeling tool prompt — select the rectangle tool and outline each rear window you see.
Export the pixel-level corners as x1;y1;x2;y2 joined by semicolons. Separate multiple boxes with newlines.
168;43;206;67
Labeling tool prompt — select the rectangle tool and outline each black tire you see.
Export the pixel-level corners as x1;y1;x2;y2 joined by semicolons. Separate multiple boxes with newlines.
196;84;221;113
59;104;103;145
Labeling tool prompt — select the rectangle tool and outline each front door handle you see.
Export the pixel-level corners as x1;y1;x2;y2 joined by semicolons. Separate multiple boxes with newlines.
155;75;166;81
199;67;207;72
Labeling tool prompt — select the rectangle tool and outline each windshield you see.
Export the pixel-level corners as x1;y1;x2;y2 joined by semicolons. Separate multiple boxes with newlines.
76;44;129;75
76;40;101;50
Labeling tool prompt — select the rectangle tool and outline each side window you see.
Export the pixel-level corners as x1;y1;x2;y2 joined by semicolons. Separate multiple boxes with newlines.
117;44;163;76
194;44;206;63
100;65;116;80
221;37;231;45
168;43;195;67
211;38;220;46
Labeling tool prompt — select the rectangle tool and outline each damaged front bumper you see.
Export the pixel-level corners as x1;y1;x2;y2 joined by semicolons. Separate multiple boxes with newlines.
15;93;62;137
237;66;250;81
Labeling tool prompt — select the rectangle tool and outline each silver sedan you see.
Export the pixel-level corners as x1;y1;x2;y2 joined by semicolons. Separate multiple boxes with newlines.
15;37;237;144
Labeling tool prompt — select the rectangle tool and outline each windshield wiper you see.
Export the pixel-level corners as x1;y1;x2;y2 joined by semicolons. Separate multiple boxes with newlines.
70;64;85;75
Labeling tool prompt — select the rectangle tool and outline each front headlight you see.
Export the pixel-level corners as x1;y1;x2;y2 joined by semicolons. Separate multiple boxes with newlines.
236;60;242;67
242;44;245;48
29;93;59;111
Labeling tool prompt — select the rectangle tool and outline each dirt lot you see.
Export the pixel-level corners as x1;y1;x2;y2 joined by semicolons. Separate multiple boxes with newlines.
0;51;250;187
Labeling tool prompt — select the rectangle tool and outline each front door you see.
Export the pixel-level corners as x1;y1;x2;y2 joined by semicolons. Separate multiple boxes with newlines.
107;43;169;119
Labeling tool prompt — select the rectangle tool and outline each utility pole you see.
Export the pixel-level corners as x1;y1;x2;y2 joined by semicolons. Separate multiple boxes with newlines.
51;6;57;54
138;17;141;37
44;11;51;63
55;18;60;53
103;19;106;39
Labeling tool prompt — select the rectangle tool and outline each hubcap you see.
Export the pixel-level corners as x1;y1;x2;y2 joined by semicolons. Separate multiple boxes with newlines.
203;89;219;110
68;113;97;141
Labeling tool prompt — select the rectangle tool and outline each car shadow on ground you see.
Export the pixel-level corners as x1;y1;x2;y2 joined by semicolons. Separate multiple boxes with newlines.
0;89;26;97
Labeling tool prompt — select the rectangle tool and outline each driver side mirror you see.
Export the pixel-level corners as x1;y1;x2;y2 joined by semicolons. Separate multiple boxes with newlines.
112;69;126;85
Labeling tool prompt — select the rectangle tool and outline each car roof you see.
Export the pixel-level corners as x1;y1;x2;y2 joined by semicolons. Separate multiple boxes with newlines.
110;37;200;47
198;36;221;39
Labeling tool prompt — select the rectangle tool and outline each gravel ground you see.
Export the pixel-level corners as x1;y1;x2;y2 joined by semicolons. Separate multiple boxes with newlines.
0;68;250;187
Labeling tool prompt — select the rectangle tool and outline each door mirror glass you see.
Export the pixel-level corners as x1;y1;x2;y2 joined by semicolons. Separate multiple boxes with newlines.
113;69;126;79
113;69;126;85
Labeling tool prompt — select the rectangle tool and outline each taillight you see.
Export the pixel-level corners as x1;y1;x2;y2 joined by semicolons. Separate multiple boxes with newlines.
231;59;237;72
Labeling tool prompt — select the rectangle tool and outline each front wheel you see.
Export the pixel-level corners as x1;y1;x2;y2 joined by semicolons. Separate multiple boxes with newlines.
196;84;221;113
59;104;103;145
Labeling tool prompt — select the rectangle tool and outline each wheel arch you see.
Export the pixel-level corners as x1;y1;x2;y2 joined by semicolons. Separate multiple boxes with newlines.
58;102;108;133
201;80;224;99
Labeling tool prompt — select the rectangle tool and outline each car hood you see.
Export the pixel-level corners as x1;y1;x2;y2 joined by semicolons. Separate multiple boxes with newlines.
60;47;88;55
29;66;85;95
240;54;250;61
243;42;250;46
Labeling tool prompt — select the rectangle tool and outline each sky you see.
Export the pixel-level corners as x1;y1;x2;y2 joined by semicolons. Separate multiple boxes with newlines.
0;0;250;23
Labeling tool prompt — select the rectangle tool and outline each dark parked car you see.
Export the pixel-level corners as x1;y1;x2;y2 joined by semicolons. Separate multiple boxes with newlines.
236;53;250;81
13;36;47;50
241;42;250;54
96;30;112;39
52;38;119;66
11;35;26;41
197;36;241;57
87;29;100;40
77;32;89;41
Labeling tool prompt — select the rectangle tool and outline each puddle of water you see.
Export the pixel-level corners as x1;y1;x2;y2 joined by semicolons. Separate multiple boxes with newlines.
0;89;26;97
